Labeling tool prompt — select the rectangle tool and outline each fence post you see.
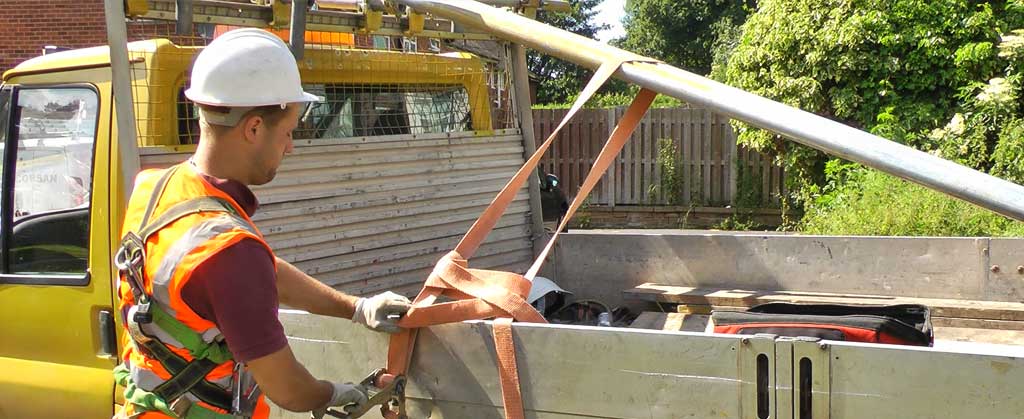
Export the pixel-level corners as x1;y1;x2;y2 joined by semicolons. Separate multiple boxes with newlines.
606;107;617;208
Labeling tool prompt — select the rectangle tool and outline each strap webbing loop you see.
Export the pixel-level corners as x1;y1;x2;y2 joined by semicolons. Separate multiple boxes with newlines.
383;58;659;419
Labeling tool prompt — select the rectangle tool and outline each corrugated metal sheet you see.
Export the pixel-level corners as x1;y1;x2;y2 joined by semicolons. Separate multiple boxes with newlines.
139;129;534;296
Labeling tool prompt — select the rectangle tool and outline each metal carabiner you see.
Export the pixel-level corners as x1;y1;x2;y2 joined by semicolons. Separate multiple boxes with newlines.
317;369;406;419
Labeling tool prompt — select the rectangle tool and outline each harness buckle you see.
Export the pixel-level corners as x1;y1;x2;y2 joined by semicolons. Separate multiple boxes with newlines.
169;396;193;417
126;304;153;344
116;232;150;306
231;362;261;418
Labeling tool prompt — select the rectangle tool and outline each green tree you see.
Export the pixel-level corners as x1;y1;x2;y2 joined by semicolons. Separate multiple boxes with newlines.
723;0;1024;200
720;0;1024;236
528;0;609;104
618;0;755;75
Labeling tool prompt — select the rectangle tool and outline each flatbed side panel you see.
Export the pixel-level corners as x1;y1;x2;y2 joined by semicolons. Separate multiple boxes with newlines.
550;232;1007;306
276;311;752;419
829;342;1024;419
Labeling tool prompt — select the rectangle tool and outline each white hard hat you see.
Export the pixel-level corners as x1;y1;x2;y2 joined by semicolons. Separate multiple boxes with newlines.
527;276;572;304
185;28;321;108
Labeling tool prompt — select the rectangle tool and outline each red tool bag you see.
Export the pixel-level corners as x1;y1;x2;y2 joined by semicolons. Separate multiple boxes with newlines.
711;303;934;346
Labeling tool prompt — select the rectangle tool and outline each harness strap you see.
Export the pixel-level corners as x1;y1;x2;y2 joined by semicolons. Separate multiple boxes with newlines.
139;196;239;242
140;164;181;232
118;164;250;416
383;58;658;419
135;330;233;411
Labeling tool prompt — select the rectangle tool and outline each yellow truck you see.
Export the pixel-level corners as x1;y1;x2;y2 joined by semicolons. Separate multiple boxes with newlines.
5;1;1024;419
0;32;499;418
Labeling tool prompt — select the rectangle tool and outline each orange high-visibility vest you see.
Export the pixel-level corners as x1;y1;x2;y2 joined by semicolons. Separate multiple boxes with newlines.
116;162;274;419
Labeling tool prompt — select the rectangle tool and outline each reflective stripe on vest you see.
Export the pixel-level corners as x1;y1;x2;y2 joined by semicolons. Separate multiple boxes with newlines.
143;214;258;349
132;365;234;394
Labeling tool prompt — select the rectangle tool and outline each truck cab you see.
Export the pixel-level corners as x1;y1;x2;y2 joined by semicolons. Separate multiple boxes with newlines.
0;36;493;418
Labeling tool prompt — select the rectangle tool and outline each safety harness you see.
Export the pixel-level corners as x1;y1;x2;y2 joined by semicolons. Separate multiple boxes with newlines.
115;165;259;419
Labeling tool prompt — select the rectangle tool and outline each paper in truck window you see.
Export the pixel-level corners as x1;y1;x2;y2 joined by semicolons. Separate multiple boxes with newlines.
13;88;97;218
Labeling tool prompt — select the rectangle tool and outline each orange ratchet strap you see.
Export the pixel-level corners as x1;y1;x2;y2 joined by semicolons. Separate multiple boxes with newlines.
379;59;658;419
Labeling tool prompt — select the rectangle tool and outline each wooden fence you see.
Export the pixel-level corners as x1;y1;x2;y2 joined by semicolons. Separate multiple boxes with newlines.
532;107;785;207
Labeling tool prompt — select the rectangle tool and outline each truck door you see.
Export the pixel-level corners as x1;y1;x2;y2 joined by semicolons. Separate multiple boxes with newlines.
0;83;116;418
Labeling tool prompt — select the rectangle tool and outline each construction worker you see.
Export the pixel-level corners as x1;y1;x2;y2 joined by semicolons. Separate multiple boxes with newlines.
113;28;412;419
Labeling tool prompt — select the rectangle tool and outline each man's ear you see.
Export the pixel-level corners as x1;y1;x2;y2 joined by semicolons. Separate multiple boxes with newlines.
240;114;264;144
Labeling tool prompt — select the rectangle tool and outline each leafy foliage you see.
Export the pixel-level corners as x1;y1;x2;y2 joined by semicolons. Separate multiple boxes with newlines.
528;0;608;104
723;0;1021;181
618;0;755;75
719;0;1024;235
798;163;1024;236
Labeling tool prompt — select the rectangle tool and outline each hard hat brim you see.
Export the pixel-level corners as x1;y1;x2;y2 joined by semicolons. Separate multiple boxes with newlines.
184;88;324;107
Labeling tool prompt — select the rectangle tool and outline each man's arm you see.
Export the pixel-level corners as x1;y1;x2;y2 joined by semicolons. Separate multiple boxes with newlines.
275;257;359;319
246;346;333;412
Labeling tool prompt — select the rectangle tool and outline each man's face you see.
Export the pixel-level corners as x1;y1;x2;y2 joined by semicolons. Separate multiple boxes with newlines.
250;104;302;185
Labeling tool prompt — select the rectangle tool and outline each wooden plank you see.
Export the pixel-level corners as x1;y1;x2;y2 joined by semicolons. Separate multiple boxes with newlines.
629;311;710;332
933;327;1024;345
293;226;530;276
318;240;533;288
260;191;520;236
268;200;530;249
565;111;576;199
253;174;513;220
551;109;560;179
762;150;772;206
772;156;782;204
701;109;712;206
932;317;1024;331
335;248;536;296
681;108;692;205
726;119;738;205
589;109;602;204
558;109;570;196
602;107;610;206
656;108;665;204
256;166;519;205
624;283;1024;322
621;108;633;204
711;113;722;204
275;217;528;264
264;151;526;188
631;108;641;204
750;146;760;203
256;162;525;204
139;134;525;164
650;109;661;204
272;215;530;270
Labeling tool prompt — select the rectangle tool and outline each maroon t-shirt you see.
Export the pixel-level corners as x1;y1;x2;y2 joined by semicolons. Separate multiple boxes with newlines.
180;173;288;362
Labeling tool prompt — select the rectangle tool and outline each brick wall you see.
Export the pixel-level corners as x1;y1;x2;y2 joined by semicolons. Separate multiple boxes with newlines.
0;0;184;73
0;0;110;72
0;0;453;73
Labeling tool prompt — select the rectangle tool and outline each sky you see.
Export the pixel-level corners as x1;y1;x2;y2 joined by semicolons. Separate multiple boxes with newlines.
594;0;627;43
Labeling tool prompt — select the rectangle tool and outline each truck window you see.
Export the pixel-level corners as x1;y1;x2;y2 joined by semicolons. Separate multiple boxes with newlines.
3;87;96;279
296;84;471;139
176;84;473;142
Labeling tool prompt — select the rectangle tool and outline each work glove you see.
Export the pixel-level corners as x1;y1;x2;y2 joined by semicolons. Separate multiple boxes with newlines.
311;381;369;419
352;291;412;333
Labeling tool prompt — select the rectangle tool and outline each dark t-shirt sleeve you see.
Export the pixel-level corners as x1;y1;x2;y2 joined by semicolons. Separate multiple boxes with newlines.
182;238;288;362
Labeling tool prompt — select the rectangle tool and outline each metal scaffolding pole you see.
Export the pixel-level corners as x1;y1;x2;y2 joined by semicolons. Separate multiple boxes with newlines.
398;0;1024;221
511;43;547;256
103;0;141;200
